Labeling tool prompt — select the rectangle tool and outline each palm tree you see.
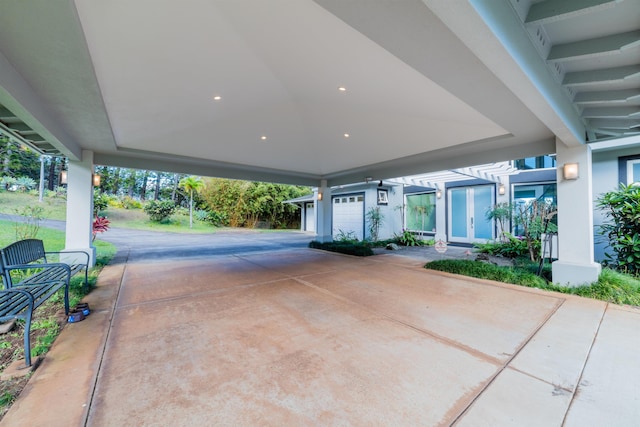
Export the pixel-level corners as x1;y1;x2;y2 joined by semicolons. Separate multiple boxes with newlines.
179;176;204;228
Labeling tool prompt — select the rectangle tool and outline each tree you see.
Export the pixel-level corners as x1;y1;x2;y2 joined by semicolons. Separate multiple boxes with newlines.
179;176;204;228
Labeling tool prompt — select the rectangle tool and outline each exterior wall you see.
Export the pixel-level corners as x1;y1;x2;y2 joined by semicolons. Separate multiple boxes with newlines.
592;147;640;262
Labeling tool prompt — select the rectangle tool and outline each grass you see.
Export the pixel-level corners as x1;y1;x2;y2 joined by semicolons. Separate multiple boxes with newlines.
0;192;67;221
425;259;640;306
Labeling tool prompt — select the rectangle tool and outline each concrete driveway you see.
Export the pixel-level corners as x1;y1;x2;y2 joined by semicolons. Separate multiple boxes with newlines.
3;228;640;426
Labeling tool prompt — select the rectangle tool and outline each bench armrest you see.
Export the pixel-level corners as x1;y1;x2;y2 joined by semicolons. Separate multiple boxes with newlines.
45;250;90;265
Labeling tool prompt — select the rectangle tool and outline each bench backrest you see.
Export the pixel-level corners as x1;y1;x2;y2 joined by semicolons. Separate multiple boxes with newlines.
0;239;47;286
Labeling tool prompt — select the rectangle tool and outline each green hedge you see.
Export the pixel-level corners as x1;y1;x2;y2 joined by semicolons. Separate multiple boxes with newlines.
308;241;374;257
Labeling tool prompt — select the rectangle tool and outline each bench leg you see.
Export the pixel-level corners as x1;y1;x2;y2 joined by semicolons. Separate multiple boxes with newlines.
23;309;33;367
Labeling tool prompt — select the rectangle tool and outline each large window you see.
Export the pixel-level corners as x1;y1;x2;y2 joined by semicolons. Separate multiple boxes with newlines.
405;193;436;233
514;155;556;170
512;183;557;236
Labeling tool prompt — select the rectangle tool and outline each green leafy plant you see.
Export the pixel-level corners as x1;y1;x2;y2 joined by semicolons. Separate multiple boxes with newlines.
309;240;373;256
396;229;422;246
485;202;513;242
179;176;205;229
93;191;109;216
143;200;177;222
597;184;640;274
474;233;530;258
366;207;384;242
513;201;557;262
334;229;358;243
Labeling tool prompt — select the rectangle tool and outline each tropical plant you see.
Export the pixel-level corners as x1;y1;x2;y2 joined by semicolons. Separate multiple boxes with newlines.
92;216;110;241
14;176;36;192
597;183;640;274
485;202;512;242
514;201;557;262
366;207;384;242
179;176;205;228
396;229;422;246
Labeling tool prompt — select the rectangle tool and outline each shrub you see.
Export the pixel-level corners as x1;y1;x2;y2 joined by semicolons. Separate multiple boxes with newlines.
395;229;423;246
366;207;384;242
309;240;374;256
121;196;143;210
92;216;110;241
15;177;37;192
94;191;109;216
13;205;46;240
143;200;177;222
474;233;530;258
194;209;227;226
597;184;640;274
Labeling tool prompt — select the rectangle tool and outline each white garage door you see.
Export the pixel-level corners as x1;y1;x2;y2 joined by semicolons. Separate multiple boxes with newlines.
332;194;364;240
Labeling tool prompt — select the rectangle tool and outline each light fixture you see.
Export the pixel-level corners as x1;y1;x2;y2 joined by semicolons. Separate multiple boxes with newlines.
378;180;383;187
260;135;267;141
213;95;222;101
498;183;505;195
59;170;68;185
317;192;323;201
563;163;579;180
436;190;442;199
338;86;346;92
344;133;350;138
92;174;101;187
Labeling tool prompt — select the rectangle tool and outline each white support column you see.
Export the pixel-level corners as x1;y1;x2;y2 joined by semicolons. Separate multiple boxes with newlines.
315;180;332;243
434;183;447;242
64;150;96;266
552;140;601;286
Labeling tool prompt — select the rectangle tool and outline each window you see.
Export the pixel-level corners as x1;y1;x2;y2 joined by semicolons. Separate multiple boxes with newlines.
512;183;557;236
405;193;436;233
514;155;556;170
627;159;640;185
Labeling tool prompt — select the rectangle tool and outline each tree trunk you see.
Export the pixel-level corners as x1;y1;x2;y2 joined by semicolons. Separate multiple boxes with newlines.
47;157;57;190
140;170;149;200
154;172;161;200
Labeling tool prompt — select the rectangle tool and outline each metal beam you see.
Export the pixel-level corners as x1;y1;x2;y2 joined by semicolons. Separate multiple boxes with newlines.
548;31;640;62
525;0;619;25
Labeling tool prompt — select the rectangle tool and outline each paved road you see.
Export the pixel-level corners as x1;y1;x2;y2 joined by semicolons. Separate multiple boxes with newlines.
0;214;314;262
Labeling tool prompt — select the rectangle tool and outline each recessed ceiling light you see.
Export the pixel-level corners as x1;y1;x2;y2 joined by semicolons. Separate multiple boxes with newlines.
344;133;350;138
213;95;222;101
260;135;267;141
338;86;346;92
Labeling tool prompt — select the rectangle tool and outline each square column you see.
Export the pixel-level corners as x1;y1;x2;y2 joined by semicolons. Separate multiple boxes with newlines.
315;180;332;243
552;141;600;286
64;150;96;266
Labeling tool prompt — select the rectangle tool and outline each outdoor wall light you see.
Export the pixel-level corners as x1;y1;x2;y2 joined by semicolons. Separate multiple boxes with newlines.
498;183;505;195
92;174;101;187
59;170;68;185
436;190;442;199
378;180;383;187
317;192;323;201
563;163;579;180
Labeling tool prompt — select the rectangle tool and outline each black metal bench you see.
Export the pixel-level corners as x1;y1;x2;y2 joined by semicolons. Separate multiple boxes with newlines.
0;239;90;367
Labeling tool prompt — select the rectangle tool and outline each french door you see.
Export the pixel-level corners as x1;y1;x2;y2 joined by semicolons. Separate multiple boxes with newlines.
448;185;494;243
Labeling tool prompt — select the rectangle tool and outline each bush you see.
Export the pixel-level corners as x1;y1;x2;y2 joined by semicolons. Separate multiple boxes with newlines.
194;209;227;226
143;200;177;222
425;260;547;288
94;192;109;216
121;196;143;210
597;184;640;274
474;233;530;258
309;240;374;256
396;229;423;247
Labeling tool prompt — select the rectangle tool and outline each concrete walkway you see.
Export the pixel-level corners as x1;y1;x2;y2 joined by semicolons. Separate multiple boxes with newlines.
2;237;640;425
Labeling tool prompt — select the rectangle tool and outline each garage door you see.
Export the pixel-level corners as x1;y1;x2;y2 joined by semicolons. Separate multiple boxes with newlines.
332;194;364;240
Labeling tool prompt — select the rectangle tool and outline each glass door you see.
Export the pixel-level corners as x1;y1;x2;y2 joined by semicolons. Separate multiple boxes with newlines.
448;185;494;243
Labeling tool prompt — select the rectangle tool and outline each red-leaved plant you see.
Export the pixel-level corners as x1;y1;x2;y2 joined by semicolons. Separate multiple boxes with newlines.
92;216;110;241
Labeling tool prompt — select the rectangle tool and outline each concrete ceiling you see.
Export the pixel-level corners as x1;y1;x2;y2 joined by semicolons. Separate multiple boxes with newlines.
0;0;637;186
